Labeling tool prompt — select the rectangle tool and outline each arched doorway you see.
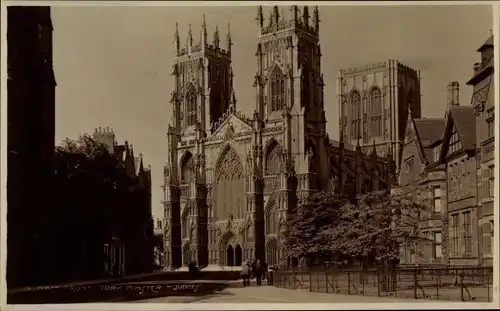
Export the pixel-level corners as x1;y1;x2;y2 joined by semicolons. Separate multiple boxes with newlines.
227;245;234;266
266;238;278;266
235;245;242;266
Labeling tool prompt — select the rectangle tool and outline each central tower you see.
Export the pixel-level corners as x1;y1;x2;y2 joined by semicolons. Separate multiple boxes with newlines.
254;5;328;196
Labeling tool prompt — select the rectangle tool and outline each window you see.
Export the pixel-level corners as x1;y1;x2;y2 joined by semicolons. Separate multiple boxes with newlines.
488;165;495;198
450;214;460;254
270;66;285;112
432;186;442;213
448;126;462;155
482;221;493;255
157;220;162;229
432;232;442;259
433;145;440;163
369;87;383;138
186;91;197;126
405;158;414;181
462;211;472;254
350;90;361;140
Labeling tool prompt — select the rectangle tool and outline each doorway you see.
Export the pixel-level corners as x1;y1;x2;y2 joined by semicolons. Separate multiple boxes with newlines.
235;244;242;266
227;245;234;266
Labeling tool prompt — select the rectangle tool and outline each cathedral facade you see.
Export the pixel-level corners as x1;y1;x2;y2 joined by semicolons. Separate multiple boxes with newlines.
163;6;396;270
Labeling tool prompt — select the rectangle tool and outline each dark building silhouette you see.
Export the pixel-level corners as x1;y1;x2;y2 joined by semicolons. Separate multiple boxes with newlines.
7;6;57;287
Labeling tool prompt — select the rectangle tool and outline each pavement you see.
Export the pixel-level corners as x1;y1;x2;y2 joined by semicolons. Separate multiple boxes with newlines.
140;284;425;303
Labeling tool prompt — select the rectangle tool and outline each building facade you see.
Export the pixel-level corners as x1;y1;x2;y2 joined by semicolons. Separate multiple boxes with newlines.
338;60;422;172
93;127;154;275
395;34;494;266
7;6;57;287
163;6;396;270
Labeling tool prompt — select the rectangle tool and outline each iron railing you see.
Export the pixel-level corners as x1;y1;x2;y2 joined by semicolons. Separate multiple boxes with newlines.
273;266;493;302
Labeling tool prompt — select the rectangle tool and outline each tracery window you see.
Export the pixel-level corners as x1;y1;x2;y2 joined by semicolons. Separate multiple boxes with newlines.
270;66;285;112
265;142;281;175
370;87;383;138
215;147;245;220
350;90;361;140
301;60;310;108
180;153;194;184
266;204;278;234
186;90;197;126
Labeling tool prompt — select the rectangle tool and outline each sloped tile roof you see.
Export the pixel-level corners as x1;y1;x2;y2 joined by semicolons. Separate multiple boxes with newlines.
450;106;476;151
414;118;446;147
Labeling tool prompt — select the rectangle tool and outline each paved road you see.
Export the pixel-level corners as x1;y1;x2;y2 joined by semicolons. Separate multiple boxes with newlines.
139;285;430;303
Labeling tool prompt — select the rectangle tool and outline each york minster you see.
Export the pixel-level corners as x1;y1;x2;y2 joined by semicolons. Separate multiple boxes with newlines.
163;6;396;269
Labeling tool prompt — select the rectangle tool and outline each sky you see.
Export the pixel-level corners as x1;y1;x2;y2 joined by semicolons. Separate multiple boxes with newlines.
51;4;493;220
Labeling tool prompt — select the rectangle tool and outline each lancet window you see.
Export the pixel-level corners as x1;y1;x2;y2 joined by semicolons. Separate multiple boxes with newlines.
265;142;281;175
180;152;195;184
370;87;383;138
186;90;197;127
266;203;278;234
270;66;285;112
350;90;361;140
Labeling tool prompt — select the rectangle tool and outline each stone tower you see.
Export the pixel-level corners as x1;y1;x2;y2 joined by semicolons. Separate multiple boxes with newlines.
337;60;422;172
164;16;234;269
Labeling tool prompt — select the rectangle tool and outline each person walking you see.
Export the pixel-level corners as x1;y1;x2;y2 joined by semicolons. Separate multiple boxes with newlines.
252;259;263;286
240;261;251;286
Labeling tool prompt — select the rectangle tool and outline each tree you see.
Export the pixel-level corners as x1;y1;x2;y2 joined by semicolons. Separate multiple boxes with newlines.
284;190;426;268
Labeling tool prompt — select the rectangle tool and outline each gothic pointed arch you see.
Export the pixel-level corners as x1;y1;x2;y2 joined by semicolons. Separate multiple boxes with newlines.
214;145;246;220
264;139;282;175
267;64;286;112
185;82;198;127
180;151;194;184
265;198;278;235
181;203;191;239
266;237;279;266
369;86;383;139
349;89;361;141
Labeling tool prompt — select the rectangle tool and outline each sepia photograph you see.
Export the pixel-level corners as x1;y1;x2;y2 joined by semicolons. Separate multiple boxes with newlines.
1;1;497;307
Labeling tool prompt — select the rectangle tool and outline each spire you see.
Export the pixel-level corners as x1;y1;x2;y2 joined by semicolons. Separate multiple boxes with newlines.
188;23;193;48
291;5;299;24
202;14;207;35
273;5;280;24
313;6;320;31
303;6;310;26
256;5;264;28
174;22;180;51
213;24;220;48
226;23;232;53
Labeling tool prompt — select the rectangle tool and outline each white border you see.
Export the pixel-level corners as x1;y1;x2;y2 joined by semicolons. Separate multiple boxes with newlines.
1;1;499;310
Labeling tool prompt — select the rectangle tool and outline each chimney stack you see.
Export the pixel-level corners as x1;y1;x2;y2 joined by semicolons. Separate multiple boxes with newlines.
447;81;460;107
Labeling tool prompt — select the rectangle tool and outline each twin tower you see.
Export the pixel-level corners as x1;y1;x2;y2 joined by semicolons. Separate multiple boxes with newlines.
169;5;322;138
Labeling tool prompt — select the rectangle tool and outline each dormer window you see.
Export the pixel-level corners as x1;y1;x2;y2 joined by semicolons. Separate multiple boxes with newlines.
448;126;462;154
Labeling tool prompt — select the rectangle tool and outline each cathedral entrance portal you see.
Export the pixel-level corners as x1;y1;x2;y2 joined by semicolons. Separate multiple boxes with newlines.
227;245;234;266
235;245;242;266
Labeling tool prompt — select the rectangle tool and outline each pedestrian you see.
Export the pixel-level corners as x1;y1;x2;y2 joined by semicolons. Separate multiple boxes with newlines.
252;259;263;286
240;261;251;286
261;261;269;285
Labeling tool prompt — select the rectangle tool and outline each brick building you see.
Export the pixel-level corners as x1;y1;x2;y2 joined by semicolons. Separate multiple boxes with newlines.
394;34;494;266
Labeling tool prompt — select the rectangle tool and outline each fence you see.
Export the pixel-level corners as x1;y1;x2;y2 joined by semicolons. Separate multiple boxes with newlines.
273;266;493;302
